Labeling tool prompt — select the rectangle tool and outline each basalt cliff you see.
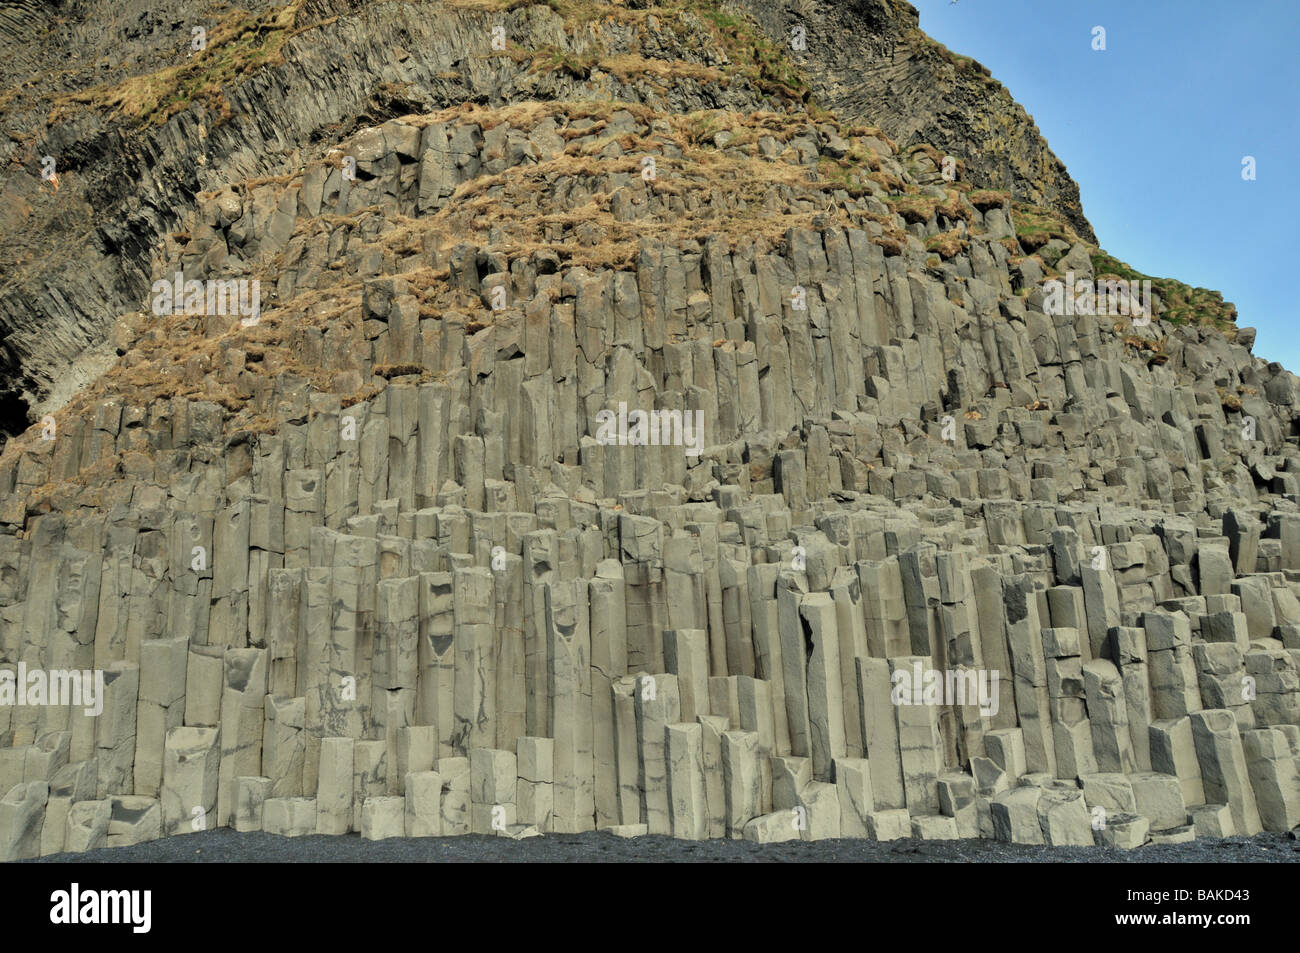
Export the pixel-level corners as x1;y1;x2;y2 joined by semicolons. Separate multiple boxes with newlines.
0;0;1296;855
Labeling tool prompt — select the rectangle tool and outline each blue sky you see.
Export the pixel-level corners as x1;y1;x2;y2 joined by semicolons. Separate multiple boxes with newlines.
911;0;1299;369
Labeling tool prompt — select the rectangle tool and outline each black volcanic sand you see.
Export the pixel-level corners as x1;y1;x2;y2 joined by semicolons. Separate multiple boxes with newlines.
28;829;1300;862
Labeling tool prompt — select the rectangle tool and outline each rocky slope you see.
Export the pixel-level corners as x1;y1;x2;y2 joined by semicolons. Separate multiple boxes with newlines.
733;0;1096;243
0;0;1297;856
0;0;788;436
0;0;1097;437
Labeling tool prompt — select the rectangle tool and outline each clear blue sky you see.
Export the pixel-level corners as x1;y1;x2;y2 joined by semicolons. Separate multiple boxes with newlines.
911;0;1300;369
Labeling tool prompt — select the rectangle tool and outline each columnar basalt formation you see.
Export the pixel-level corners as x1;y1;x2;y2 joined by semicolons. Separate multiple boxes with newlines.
1;1;1297;857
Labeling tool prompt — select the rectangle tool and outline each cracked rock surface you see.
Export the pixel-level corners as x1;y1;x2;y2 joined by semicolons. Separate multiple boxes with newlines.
0;0;1297;858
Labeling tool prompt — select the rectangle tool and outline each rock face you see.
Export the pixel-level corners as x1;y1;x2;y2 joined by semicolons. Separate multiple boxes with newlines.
0;0;785;436
1;1;1298;855
0;0;1096;436
732;0;1097;243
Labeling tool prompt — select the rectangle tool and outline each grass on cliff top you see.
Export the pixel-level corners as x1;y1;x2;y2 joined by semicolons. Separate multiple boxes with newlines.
1010;201;1237;331
1011;200;1085;250
885;188;974;226
1091;251;1238;331
966;188;1009;211
926;228;968;259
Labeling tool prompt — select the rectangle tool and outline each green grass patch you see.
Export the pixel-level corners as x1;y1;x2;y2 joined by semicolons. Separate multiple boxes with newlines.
1092;251;1237;330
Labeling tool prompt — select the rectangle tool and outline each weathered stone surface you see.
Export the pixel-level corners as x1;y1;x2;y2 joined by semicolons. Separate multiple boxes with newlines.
1096;812;1149;849
990;786;1043;845
0;780;48;860
0;8;1295;855
262;797;317;837
233;776;272;834
405;771;442;837
1190;710;1263;836
160;726;219;836
1241;728;1300;831
360;795;406;841
107;795;160;847
65;799;111;853
315;737;354;835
